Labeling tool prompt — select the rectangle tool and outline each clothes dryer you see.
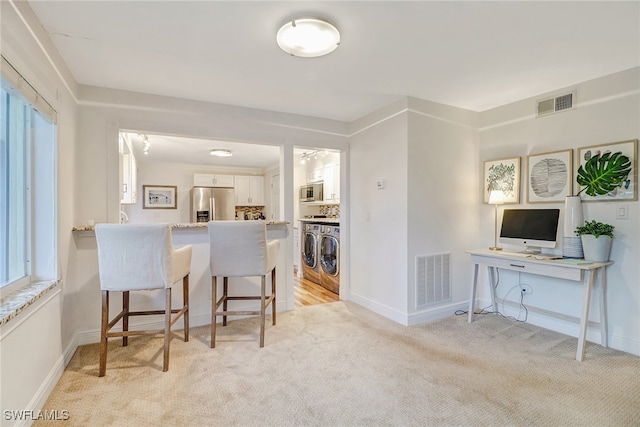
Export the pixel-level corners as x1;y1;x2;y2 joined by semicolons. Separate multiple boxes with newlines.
319;225;340;294
301;223;321;285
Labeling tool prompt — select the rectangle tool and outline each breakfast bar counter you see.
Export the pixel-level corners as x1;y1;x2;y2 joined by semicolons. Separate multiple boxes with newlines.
72;221;293;332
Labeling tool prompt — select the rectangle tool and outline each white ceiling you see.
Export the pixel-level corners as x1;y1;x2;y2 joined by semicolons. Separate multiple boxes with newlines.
28;1;640;167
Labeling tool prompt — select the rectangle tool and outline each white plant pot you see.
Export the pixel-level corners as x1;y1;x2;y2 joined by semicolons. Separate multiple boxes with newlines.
580;235;613;262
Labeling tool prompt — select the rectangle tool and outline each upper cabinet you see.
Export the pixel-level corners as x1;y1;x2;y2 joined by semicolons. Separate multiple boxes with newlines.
120;134;137;204
306;168;323;183
193;173;235;187
323;163;340;203
235;175;264;206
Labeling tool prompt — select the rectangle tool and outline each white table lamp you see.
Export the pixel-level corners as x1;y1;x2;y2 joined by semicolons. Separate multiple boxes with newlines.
488;190;504;251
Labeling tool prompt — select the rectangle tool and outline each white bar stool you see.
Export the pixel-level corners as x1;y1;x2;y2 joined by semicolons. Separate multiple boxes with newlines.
208;220;279;348
95;224;192;376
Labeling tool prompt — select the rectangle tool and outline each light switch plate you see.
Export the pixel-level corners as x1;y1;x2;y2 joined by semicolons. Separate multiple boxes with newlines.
616;204;628;220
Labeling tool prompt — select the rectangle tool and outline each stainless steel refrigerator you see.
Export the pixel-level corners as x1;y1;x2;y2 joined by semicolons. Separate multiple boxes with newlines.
191;187;236;222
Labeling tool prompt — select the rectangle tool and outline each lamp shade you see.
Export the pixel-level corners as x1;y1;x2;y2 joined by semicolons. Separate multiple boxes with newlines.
488;190;505;205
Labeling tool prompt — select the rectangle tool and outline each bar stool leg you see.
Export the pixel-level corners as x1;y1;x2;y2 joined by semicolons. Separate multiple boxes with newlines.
99;290;109;377
163;288;171;372
122;291;129;347
183;275;189;342
211;276;217;348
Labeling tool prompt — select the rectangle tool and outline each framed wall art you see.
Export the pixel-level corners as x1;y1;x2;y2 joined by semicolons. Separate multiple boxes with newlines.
576;139;637;202
483;156;520;204
143;185;177;209
526;149;573;203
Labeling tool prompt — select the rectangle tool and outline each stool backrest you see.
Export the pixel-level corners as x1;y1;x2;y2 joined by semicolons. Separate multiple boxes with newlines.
208;220;268;277
95;224;173;291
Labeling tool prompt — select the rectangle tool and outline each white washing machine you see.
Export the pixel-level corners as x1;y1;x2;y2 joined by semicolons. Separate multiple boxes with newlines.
301;223;321;285
319;225;340;294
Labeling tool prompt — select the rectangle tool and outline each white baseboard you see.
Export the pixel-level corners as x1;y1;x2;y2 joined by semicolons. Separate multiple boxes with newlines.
348;292;409;325
407;302;469;326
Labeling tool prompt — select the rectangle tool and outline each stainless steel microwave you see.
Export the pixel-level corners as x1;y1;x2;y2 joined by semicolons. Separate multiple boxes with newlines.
300;183;323;202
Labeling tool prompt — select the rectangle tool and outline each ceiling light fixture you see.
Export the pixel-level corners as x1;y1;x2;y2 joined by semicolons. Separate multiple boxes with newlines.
209;149;233;157
277;18;340;57
139;134;151;155
299;150;326;164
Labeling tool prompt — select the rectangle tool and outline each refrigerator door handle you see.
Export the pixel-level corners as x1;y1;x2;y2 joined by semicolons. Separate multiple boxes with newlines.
209;197;215;221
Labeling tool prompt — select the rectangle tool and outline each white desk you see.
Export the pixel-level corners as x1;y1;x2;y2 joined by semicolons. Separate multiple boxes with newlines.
467;249;613;361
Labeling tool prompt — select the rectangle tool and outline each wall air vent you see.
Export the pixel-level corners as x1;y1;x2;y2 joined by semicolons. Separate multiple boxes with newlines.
537;91;576;117
416;253;451;309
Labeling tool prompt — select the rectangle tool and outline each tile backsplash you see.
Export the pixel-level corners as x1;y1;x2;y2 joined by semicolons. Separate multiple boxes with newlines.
235;206;264;220
319;204;340;218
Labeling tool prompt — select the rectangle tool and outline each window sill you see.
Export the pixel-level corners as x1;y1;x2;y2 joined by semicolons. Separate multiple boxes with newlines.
0;280;61;327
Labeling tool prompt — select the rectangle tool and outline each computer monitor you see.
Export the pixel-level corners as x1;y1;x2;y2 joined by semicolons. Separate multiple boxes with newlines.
499;209;560;254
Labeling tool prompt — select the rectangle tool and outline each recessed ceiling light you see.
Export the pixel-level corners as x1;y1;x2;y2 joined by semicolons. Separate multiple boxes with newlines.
210;149;233;157
276;18;340;57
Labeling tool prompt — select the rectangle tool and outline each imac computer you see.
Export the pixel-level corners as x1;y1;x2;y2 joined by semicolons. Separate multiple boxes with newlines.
499;209;560;254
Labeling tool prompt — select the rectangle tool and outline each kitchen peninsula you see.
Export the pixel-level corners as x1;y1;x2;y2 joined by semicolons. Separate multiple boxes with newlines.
72;221;291;332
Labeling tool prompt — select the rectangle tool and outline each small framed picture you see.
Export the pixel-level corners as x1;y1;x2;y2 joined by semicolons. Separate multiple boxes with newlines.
143;185;177;209
483;157;520;204
577;139;637;202
526;149;573;203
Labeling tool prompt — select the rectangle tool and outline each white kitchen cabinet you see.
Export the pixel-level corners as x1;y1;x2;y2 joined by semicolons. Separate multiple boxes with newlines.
323;163;340;203
193;173;235;187
306;168;323;183
120;135;138;204
235;175;264;206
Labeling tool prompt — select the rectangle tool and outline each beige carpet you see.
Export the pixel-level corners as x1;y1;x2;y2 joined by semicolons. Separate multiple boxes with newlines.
37;302;639;426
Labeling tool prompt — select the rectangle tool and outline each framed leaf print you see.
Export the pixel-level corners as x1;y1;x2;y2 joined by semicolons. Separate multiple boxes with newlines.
577;139;637;202
483;157;520;204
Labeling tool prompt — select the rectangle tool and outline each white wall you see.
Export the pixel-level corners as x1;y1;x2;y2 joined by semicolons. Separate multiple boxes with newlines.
348;100;410;321
478;68;640;354
406;97;480;321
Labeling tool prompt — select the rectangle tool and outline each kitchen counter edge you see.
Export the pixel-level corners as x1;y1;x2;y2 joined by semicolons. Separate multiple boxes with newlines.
72;221;290;232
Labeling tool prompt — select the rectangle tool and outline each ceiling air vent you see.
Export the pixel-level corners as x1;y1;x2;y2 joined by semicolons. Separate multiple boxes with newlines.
537;91;576;117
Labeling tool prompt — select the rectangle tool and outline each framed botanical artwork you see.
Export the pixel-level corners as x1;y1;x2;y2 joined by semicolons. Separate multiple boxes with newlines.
483;157;520;204
576;139;637;202
143;185;177;209
526;149;573;203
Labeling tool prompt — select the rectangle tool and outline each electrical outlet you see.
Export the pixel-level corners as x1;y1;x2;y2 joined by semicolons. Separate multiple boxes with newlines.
520;285;532;295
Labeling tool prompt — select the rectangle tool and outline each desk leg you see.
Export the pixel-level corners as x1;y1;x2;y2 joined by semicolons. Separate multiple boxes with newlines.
468;263;479;323
577;270;595;361
488;267;498;314
599;267;608;348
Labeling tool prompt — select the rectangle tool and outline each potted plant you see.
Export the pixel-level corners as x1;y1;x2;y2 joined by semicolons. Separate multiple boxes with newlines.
575;220;615;262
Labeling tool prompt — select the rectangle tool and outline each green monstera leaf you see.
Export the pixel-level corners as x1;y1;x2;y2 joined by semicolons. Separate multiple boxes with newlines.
576;151;631;197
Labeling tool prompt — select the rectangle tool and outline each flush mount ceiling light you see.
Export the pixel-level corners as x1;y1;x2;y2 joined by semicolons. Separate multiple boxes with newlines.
209;149;233;157
277;18;340;57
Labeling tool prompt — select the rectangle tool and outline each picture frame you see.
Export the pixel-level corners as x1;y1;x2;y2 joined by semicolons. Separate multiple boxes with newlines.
142;185;177;209
483;156;520;204
577;139;637;202
526;149;573;203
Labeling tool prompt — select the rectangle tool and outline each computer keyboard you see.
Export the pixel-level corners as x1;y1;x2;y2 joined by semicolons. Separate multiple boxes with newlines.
501;252;561;260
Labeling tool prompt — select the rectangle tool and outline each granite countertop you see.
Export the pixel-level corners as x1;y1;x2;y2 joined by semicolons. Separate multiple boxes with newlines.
298;218;340;224
72;221;289;232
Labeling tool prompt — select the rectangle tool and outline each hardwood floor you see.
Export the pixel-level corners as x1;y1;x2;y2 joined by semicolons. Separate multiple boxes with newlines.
294;274;339;307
